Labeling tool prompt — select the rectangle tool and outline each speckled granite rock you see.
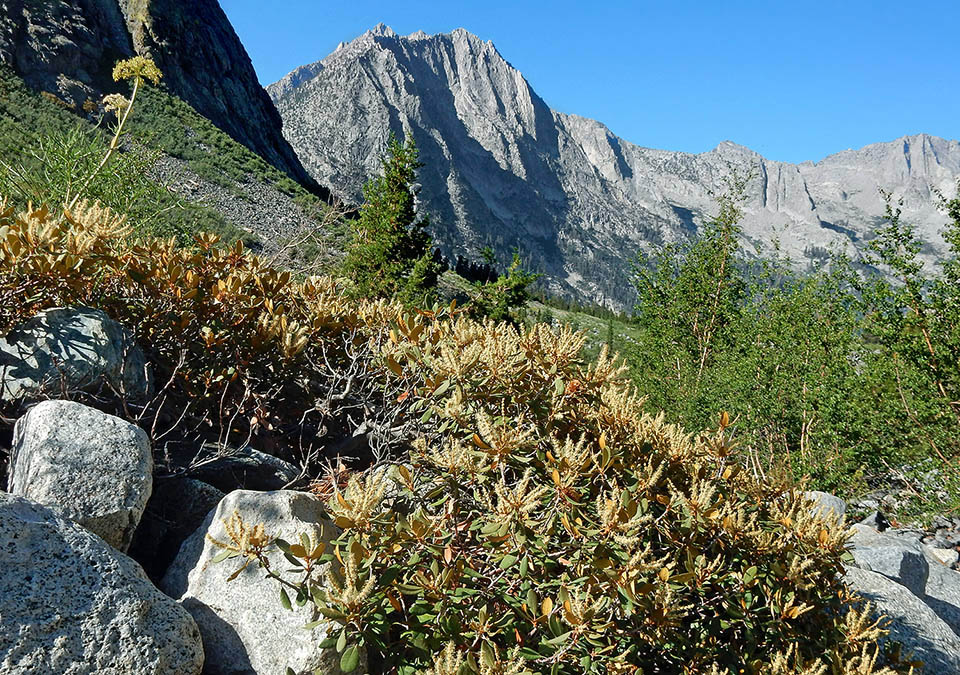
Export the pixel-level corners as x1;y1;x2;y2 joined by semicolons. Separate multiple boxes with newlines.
161;490;355;675
0;306;151;404
8;400;152;551
0;493;203;674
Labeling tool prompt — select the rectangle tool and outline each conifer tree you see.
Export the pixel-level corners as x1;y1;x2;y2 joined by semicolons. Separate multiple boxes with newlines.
342;133;444;305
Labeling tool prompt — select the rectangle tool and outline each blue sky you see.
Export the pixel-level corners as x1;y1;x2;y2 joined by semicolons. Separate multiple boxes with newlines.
220;0;959;164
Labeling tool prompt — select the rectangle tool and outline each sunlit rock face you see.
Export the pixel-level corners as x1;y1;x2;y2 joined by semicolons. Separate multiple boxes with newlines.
271;25;960;308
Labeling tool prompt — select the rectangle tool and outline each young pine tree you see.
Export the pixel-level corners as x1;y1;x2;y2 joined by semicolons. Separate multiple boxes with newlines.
342;134;445;305
467;250;540;325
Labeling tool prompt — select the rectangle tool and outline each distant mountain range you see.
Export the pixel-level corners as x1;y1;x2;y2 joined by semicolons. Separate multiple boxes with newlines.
269;24;960;308
2;5;957;309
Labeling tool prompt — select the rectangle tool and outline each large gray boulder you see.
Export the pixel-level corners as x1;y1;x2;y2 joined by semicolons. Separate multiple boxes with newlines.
923;547;960;638
8;400;153;551
0;493;204;674
848;523;930;598
0;306;151;404
845;567;960;673
161;490;352;674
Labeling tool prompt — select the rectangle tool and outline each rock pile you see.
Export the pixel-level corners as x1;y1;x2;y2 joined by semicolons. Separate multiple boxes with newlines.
836;496;960;672
0;307;349;673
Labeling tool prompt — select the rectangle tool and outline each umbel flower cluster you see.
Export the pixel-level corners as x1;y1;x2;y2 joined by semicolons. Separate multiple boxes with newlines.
0;197;903;673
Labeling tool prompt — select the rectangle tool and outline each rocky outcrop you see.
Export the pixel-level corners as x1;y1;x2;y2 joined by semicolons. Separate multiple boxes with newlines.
844;567;960;673
0;493;204;674
0;306;151;404
840;498;960;670
162;490;351;675
923;547;960;638
848;524;930;598
8;400;153;551
0;0;312;184
270;26;960;309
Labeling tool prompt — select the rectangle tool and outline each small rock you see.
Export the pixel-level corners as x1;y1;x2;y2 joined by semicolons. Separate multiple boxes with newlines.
189;443;300;492
0;493;203;674
0;306;151;404
933;516;953;530
804;490;846;520
926;535;954;550
858;511;890;532
8;400;152;551
161;490;355;674
925;545;960;567
849;524;929;598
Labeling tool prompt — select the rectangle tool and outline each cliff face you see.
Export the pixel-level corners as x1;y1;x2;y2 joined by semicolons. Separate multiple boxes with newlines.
270;25;960;308
0;0;313;185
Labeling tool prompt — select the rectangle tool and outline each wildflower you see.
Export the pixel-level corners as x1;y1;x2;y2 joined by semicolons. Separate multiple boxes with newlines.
102;94;131;119
112;55;162;85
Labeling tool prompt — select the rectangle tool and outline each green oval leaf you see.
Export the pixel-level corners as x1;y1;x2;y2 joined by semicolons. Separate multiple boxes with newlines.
340;645;360;672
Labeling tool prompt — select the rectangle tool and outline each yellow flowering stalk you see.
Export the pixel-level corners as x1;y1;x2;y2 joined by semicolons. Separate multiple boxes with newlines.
68;56;163;209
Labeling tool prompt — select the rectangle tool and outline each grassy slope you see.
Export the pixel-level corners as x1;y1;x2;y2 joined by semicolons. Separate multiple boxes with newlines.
0;67;344;254
129;86;307;198
0;67;244;241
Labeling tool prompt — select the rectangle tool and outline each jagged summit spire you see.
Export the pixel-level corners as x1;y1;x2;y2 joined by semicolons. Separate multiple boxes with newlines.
368;23;397;38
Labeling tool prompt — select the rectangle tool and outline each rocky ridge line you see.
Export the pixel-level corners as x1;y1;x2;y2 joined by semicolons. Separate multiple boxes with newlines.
269;26;960;308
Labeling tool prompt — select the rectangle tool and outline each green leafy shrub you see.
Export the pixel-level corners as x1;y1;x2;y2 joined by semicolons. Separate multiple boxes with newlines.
467;251;541;325
0;191;904;672
220;317;899;673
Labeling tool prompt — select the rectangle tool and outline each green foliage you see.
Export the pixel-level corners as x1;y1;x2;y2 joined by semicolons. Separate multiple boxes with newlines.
852;188;960;483
468;251;541;324
0;65;237;241
341;134;445;306
218;318;895;673
628;174;960;513
128;85;304;195
631;173;748;428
